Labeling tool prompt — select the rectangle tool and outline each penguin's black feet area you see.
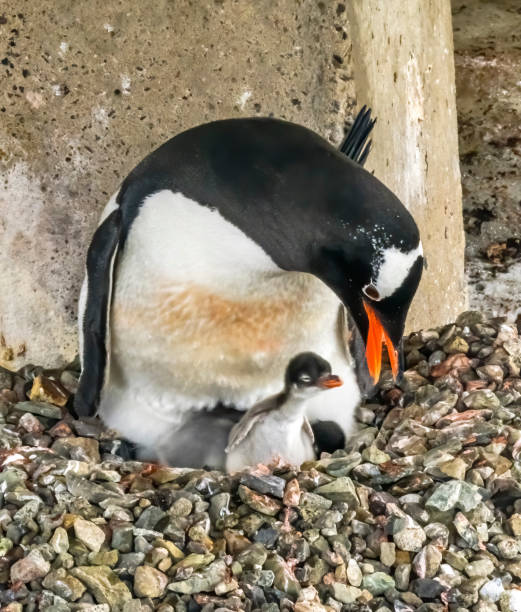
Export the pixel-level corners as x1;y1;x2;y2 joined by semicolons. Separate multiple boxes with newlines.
311;420;345;455
99;438;139;461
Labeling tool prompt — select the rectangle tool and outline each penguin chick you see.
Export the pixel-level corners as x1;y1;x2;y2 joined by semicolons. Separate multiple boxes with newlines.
225;352;342;473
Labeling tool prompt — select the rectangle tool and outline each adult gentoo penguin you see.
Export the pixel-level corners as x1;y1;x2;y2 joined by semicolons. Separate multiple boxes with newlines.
226;352;343;473
75;108;423;465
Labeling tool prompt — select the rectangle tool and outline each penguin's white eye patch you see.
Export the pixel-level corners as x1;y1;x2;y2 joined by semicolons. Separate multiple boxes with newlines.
299;374;311;383
362;283;381;301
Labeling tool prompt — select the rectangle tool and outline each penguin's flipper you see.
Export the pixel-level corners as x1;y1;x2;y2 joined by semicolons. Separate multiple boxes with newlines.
74;208;121;417
339;105;376;167
225;397;276;453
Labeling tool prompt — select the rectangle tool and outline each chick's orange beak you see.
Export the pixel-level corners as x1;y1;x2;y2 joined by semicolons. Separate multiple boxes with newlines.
363;301;399;384
317;374;343;389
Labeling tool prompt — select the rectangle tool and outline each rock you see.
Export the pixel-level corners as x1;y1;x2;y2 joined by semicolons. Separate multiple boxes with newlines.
240;473;286;498
413;545;442;579
237;543;268;569
426;480;482;512
465;558;495;578
453;512;481;549
50;527;69;554
298;492;332;521
314;477;359;506
48;420;74;438
424;523;449;547
380;542;396;567
362;445;391;464
74;517;106;552
444;336;469;354
133;565;168;598
135;506;166;530
362;572;395;595
411;579;446;599
42;568;86;601
0;536;13;556
71;566;132;607
209;492;231;523
283;478;301;506
325;452;362;476
118;552;146;575
173;552;215;571
393;524;427;552
463;389;501;410
88;550;119;567
480;578;505;603
29;375;69;406
12;400;62;419
430;353;471;377
263;554;302;597
507;514;521;536
346;558;363;586
168;559;227;594
10;549;50;583
497;537;519;559
52;437;100;463
439;457;467;480
238;485;282;516
18;412;44;433
111;524;134;553
3;312;521;609
154;538;184;561
331;582;362;604
395;564;412;591
477;365;504;384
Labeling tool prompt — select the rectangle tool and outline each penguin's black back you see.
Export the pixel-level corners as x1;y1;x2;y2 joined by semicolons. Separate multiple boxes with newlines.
116;117;419;270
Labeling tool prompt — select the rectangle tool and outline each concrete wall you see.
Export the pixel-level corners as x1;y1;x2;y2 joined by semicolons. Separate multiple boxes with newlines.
453;0;521;321
0;0;464;369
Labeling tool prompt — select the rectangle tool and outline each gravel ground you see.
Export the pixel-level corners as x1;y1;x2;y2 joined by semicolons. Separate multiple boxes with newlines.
1;311;521;611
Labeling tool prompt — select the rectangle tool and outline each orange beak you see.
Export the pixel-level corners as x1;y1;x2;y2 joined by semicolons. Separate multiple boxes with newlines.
363;301;399;384
317;374;343;389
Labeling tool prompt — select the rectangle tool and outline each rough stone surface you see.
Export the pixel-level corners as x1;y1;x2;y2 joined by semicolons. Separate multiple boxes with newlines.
0;0;354;369
10;549;50;583
0;0;464;367
0;314;521;609
73;517;106;552
133;565;168;598
453;0;521;320
349;0;466;331
70;566;132;607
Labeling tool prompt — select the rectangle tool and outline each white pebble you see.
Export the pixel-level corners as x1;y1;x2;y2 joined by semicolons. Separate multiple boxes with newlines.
480;578;504;603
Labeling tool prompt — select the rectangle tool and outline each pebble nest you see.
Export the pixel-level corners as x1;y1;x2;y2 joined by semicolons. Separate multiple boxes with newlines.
1;311;521;612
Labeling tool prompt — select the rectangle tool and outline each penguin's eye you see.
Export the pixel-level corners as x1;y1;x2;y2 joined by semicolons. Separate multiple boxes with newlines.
298;374;311;384
363;283;381;301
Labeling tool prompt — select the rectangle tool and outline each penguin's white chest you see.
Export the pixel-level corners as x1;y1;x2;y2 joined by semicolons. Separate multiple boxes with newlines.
99;190;359;451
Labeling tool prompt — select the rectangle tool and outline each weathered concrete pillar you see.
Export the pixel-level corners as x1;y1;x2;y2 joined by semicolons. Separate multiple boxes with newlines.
453;0;521;320
348;0;467;331
0;0;465;369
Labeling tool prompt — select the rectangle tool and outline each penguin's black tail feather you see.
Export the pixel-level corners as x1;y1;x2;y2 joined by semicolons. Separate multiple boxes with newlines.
339;105;376;167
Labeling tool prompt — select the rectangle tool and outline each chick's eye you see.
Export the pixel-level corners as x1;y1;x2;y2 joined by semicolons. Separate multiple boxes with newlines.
363;283;381;301
299;374;311;383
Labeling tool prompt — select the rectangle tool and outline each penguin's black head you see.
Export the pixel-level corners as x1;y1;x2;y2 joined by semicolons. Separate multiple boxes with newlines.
285;352;343;391
310;234;423;387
